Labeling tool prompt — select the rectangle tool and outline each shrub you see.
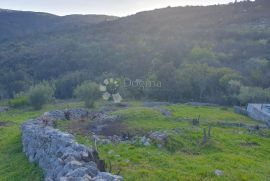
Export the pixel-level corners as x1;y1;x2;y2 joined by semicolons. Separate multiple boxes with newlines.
55;72;85;99
237;86;270;105
74;81;100;108
9;94;28;108
28;82;54;110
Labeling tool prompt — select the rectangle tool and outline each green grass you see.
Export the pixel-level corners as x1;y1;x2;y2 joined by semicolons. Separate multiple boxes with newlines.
169;105;256;124
78;104;270;181
113;107;175;131
1;102;270;181
111;105;258;132
0;101;83;181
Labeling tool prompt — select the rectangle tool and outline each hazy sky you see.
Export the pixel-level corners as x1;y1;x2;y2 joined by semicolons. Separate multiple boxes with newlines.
0;0;244;16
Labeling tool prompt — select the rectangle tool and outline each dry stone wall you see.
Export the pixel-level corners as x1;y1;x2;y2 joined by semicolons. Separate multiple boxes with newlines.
247;104;270;126
21;109;123;181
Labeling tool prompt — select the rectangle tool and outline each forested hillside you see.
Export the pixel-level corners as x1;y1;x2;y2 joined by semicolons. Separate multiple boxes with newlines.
0;0;270;104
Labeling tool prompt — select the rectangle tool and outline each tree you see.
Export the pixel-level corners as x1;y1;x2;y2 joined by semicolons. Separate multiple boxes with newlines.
237;86;270;105
188;47;218;65
28;82;54;110
176;63;212;101
74;81;101;108
55;72;85;99
0;70;31;98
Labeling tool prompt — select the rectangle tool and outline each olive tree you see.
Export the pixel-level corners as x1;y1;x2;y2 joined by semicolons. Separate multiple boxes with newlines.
74;81;100;108
28;82;54;110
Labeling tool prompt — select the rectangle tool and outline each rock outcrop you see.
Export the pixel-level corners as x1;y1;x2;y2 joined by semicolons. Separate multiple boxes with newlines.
149;131;168;148
21;109;122;181
247;104;270;126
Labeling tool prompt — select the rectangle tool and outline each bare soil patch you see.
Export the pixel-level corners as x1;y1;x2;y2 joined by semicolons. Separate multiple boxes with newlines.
62;117;130;137
0;121;14;127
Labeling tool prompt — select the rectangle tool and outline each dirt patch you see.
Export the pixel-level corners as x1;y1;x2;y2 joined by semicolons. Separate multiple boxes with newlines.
66;120;92;135
92;121;129;137
57;111;144;141
240;141;260;147
0;121;14;127
62;117;130;137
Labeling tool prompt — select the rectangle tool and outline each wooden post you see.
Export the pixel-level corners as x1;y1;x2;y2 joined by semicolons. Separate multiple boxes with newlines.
202;128;207;144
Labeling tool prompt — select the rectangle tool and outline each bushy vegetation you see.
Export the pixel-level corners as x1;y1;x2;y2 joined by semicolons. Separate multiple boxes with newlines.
54;72;86;99
74;81;100;108
8;94;28;108
237;86;270;105
1;98;270;181
70;103;270;181
28;82;54;110
2;1;270;180
0;0;269;105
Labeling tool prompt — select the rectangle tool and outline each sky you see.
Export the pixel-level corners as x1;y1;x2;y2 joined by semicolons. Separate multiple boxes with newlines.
0;0;245;17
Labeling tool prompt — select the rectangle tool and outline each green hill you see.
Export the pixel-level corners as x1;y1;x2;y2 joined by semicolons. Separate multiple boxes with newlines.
0;0;269;104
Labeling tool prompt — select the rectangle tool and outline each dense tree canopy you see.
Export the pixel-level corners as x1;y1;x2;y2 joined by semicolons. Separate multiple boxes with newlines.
0;0;269;105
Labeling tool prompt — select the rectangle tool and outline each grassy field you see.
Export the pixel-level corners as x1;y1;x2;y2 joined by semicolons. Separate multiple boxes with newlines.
1;102;270;181
77;104;270;181
0;102;83;181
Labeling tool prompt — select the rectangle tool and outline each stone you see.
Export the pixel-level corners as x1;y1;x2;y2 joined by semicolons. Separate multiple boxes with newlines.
64;108;88;120
149;131;168;147
82;175;93;181
42;110;66;121
99;139;112;145
214;169;223;176
108;135;122;144
158;109;171;117
21;109;122;181
93;172;123;181
66;167;89;177
83;162;99;176
140;136;151;146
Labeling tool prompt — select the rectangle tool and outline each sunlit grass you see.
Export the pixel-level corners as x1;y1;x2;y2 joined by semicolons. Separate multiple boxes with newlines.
0;101;83;181
79;104;270;181
1;102;270;181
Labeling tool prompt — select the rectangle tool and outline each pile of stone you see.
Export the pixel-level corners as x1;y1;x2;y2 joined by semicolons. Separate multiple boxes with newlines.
21;109;122;181
65;109;89;120
139;131;169;148
140;136;151;146
158;109;171;117
92;113;120;123
148;131;168;148
42;108;89;122
90;113;121;134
